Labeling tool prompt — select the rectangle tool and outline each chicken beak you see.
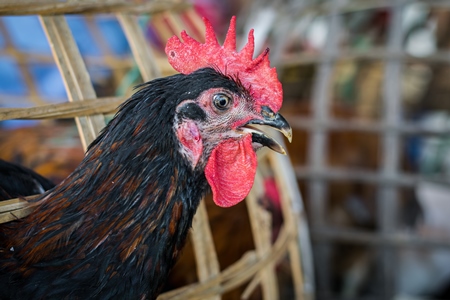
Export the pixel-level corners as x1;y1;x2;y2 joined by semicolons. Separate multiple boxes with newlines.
262;110;292;143
242;106;292;155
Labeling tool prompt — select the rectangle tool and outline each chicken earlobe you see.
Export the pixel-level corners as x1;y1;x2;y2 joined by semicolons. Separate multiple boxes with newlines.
175;119;203;168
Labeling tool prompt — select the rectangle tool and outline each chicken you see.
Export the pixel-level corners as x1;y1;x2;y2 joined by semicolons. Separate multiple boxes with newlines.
0;17;291;300
0;159;55;201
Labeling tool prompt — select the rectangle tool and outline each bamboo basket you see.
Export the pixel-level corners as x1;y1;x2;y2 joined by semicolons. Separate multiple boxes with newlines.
0;1;314;299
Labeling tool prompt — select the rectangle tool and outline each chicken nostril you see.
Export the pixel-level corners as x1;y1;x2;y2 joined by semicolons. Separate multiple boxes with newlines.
261;106;275;119
263;111;274;118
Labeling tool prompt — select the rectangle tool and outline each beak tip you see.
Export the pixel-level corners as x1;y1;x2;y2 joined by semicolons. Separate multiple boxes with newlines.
283;127;293;143
275;146;287;155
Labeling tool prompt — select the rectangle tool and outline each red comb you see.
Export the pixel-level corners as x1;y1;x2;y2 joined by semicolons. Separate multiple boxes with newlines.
165;16;282;112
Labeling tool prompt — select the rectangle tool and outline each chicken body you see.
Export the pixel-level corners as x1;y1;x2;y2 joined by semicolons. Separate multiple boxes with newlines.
0;68;289;299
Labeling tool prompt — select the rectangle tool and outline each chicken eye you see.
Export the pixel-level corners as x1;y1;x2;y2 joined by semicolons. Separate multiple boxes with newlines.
213;93;232;111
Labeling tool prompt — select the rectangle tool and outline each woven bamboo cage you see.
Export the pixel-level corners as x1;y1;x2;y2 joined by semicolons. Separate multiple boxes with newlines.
0;1;313;299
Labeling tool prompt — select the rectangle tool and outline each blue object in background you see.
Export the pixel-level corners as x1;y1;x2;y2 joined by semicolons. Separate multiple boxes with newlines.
0;29;4;49
2;16;52;54
96;17;130;56
0;56;27;98
29;64;67;101
66;16;101;56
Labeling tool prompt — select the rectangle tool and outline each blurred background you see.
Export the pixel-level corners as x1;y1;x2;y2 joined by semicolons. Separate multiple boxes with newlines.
1;0;450;299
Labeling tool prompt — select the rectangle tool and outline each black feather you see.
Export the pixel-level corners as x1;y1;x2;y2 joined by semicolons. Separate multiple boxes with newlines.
177;102;207;121
0;159;55;200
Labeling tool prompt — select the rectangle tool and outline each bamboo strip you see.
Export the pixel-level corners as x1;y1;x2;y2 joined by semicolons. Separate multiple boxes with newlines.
270;151;306;299
160;252;259;300
241;273;261;300
246;171;279;300
184;8;205;39
85;16;113;57
0;206;35;224
0;196;37;224
151;13;177;45
158;226;293;300
163;11;185;36
268;136;315;299
6;0;450;18
40;15;106;149
0;95;64;107
0;97;123;121
189;202;221;300
0;197;31;213
0;1;189;16
117;13;161;81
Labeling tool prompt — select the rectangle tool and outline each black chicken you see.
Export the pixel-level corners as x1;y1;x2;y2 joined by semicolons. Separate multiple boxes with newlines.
0;17;291;299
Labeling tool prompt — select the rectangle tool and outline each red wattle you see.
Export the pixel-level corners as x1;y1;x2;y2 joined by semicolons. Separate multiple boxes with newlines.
205;135;257;207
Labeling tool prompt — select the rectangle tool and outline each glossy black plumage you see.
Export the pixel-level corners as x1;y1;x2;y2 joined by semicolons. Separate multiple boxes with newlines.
0;159;55;201
0;68;248;300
